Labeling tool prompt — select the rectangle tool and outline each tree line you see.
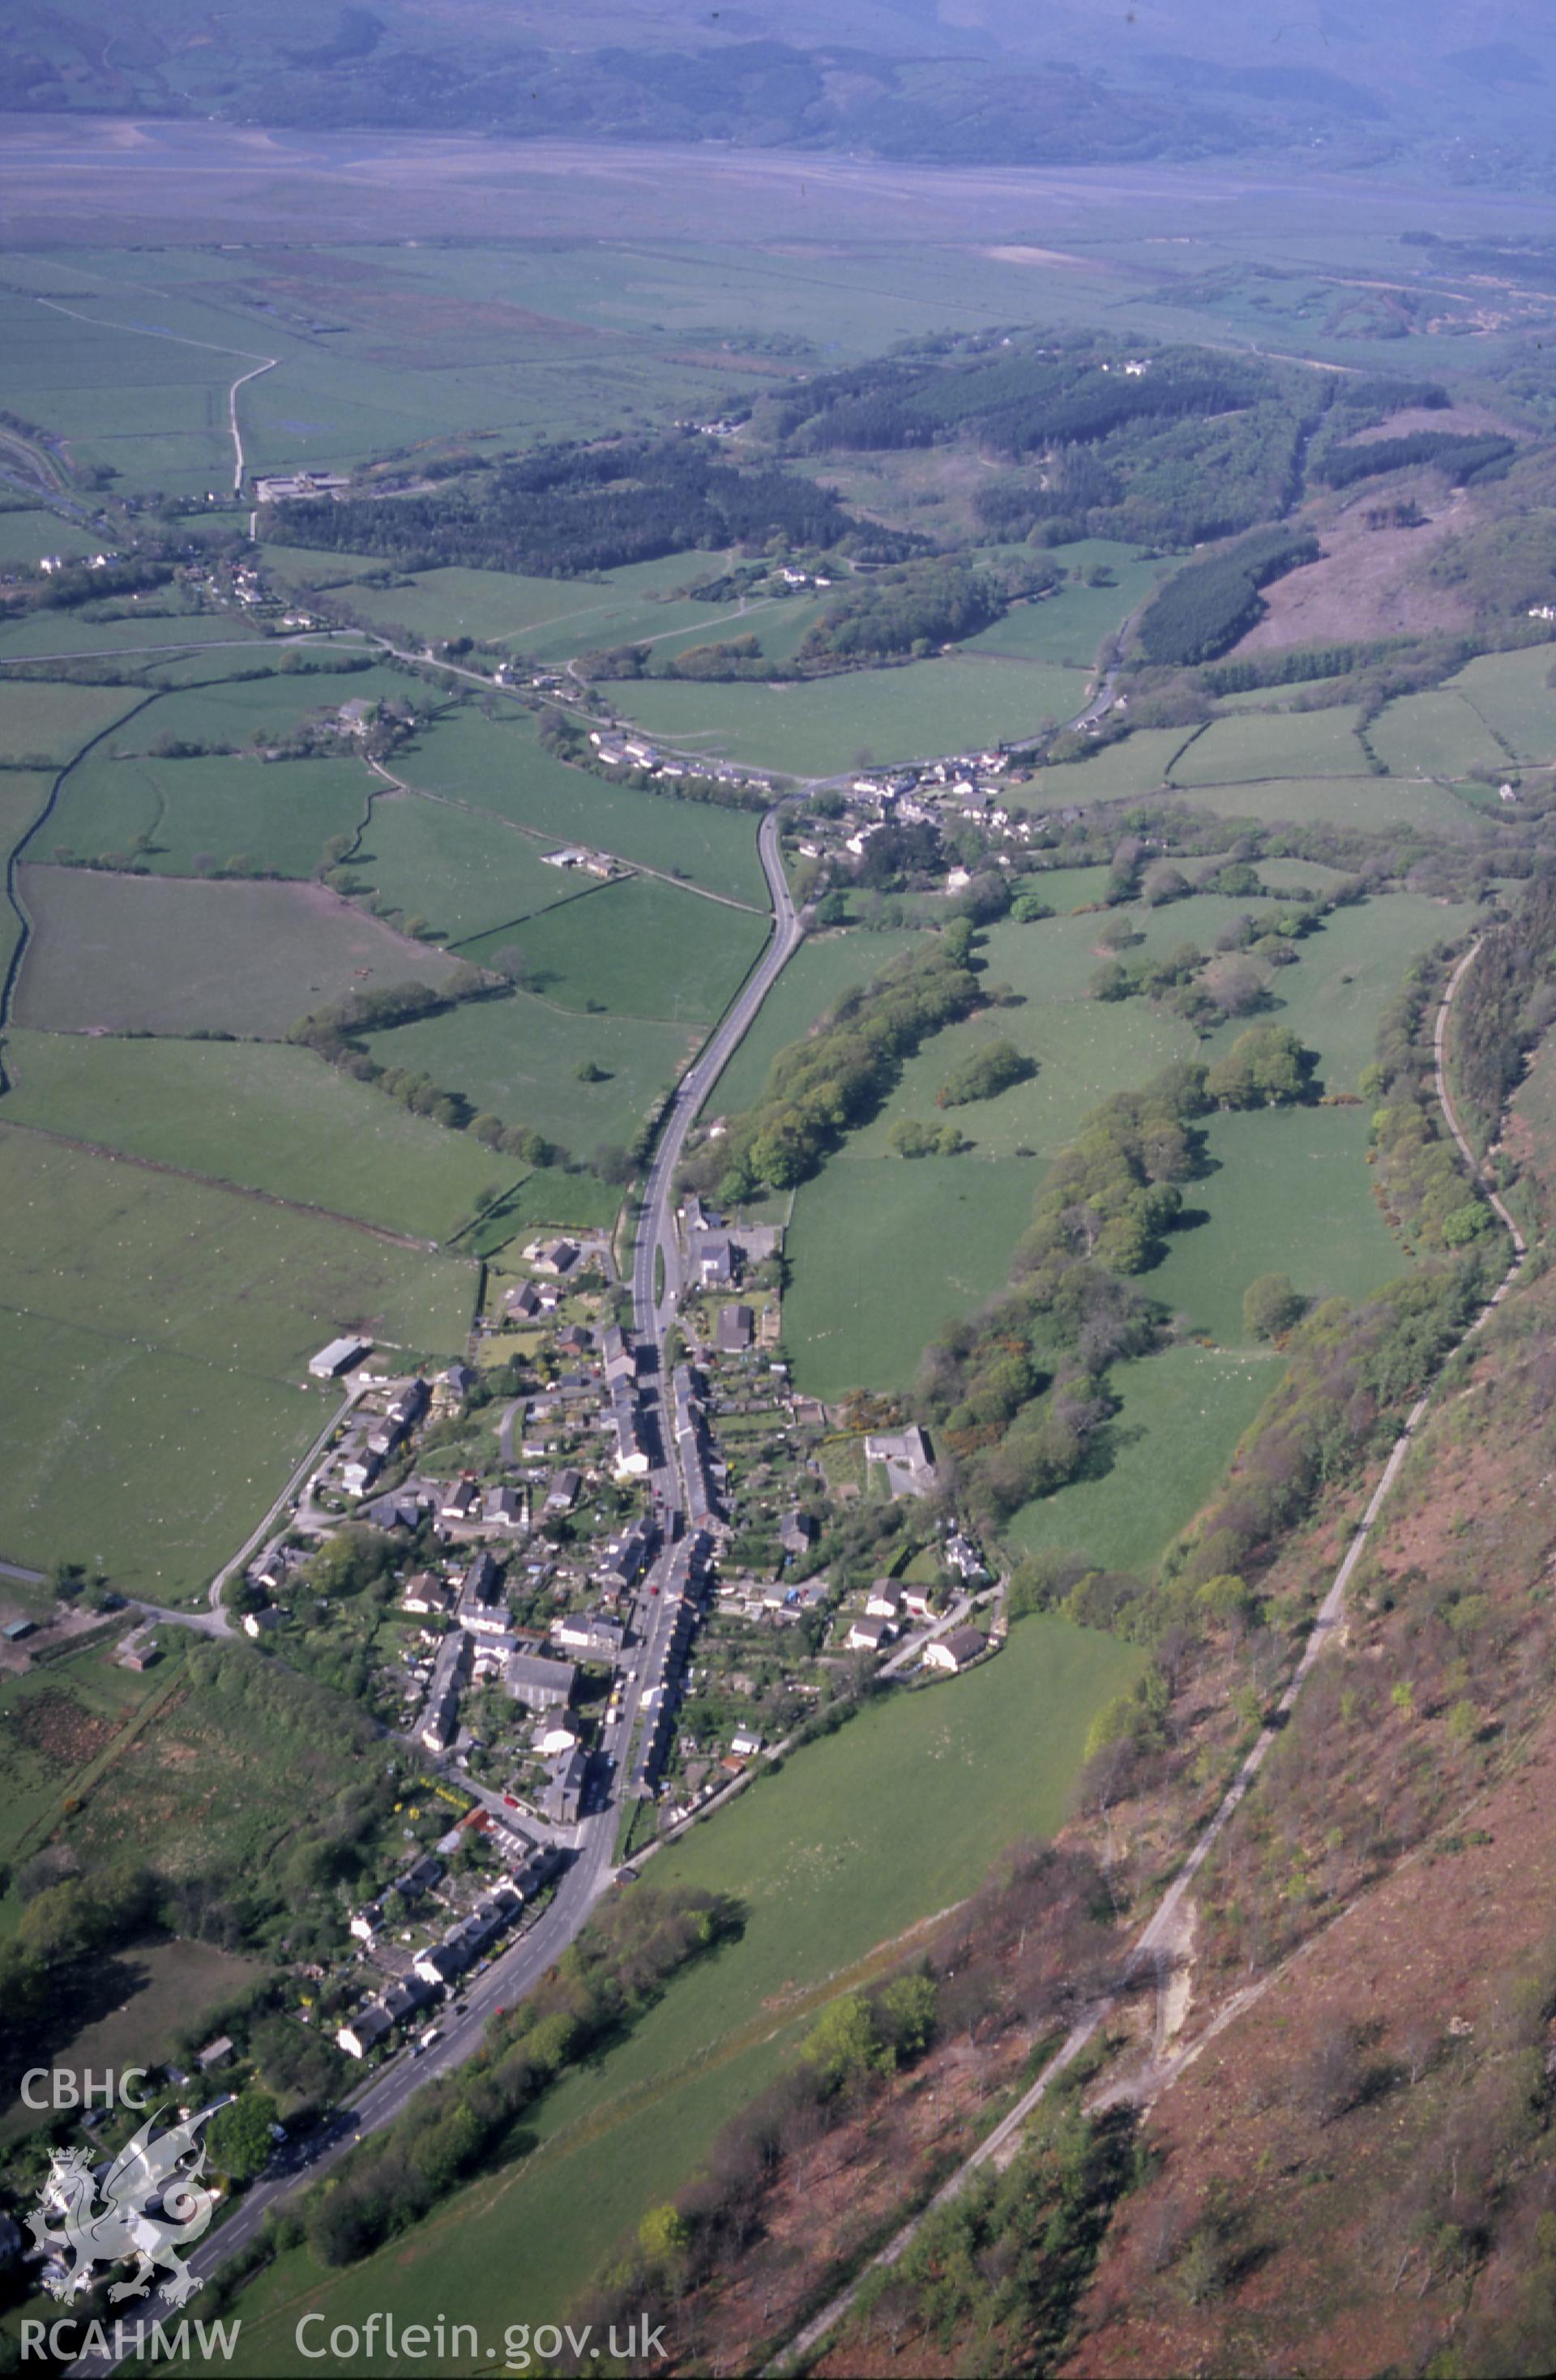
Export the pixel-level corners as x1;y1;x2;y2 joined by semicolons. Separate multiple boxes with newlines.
267;435;921;579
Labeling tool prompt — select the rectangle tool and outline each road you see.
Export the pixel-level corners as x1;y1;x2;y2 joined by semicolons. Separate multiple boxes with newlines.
772;934;1529;2374
631;808;804;1348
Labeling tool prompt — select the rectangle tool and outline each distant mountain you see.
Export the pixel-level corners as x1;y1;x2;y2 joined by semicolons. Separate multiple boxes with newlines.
6;1;1556;186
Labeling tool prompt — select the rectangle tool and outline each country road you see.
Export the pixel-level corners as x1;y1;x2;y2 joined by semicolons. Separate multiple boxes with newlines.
771;931;1528;2374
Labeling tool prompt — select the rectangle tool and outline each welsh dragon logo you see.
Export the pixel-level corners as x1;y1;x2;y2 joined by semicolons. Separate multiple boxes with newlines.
27;2106;216;2306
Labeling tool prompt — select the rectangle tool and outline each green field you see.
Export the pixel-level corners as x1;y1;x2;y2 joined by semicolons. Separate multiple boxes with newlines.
396;710;767;905
106;663;415;758
1149;1105;1405;1344
784;1153;1039;1398
1010;1341;1280;1575
266;546;747;660
1204;889;1481;1091
464;872;767;1022
1367;688;1511;781
0;609;267;661
1032;727;1203;807
0;1634;179;1882
221;1613;1143;2375
54;751;370;880
0;678;143;766
0;506;100;566
715;926;928;1112
609;650;1084;777
0;1031;514;1241
0;1126;474;1596
1170;707;1370;784
1171;772;1476;832
964;546;1166;667
1447;646;1556;763
356;792;575;943
0;770;57;985
12;867;467;1039
365;990;694;1153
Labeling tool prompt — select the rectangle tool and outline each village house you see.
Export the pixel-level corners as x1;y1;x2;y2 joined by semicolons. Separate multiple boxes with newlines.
336;2002;393;2060
440;1477;481;1524
865;1582;903;1621
716;1303;755;1354
923;1625;988;1675
456;1550;508;1634
847;1614;895;1653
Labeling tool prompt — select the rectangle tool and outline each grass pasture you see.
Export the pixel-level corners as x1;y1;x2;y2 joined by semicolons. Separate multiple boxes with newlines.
714;926;928;1113
1367;689;1511;781
784;1154;1037;1398
107;664;415;758
1170;772;1475;832
464;872;767;1023
0;1126;473;1595
1031;727;1201;807
1448;646;1556;763
0;678;143;767
398;709;767;905
0;506;99;566
357;792;575;944
1010;1342;1280;1575
220;1613;1143;2374
0;770;57;985
0;1031;512;1241
53;751;370;880
364;992;693;1155
0;1937;267;2147
609;651;1083;777
1170;707;1370;785
12;867;468;1039
1149;1105;1405;1345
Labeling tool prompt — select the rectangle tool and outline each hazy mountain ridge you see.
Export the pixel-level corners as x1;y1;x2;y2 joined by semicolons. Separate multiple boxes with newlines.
6;2;1556;184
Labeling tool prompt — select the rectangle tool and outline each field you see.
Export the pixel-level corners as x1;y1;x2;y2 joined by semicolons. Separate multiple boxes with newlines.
265;546;746;660
1367;688;1511;781
1169;707;1371;785
0;506;99;566
364;992;694;1155
11;867;467;1039
0;1936;267;2147
964;547;1167;665
1009;1342;1280;1575
220;1613;1144;2375
1447;646;1556;763
0;1030;513;1241
0;1632;180;1880
105;664;415;758
1031;727;1203;806
354;791;577;943
784;1154;1038;1399
714;926;928;1113
0;1126;474;1596
774;887;1473;1401
0;770;57;985
0;678;144;766
1148;1105;1405;1344
1207;889;1481;1091
464;872;767;1022
1169;772;1476;832
609;651;1085;777
395;710;767;905
53;751;371;881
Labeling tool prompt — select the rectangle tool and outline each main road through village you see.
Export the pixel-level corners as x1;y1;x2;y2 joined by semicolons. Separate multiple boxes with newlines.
63;785;805;2378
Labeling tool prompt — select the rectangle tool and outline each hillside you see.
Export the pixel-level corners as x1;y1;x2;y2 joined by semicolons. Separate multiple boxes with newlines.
9;1;1556;186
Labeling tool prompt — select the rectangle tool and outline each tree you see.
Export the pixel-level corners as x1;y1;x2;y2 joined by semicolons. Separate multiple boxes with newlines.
803;1993;891;2093
209;2090;279;2183
575;1060;608;1083
1242;1273;1305;1341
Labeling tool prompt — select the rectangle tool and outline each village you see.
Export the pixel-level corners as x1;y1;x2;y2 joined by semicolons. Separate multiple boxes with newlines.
210;1188;1005;2072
